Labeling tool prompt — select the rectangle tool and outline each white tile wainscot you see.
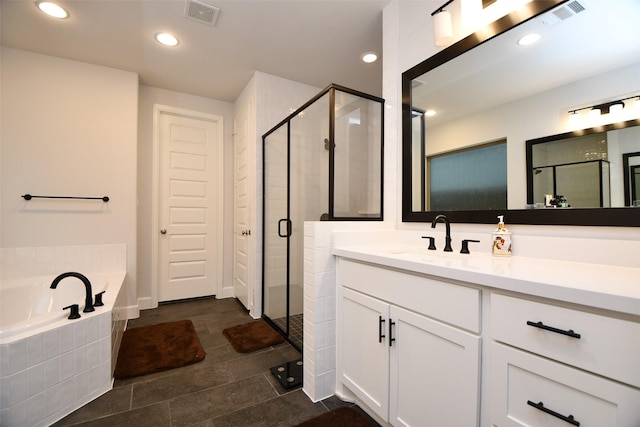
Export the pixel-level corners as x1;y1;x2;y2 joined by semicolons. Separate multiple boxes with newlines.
302;222;390;402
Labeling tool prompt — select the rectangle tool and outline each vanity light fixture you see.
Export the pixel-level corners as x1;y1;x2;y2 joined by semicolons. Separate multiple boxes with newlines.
155;32;179;47
361;51;379;63
569;98;632;117
568;95;639;129
36;1;69;19
432;0;455;47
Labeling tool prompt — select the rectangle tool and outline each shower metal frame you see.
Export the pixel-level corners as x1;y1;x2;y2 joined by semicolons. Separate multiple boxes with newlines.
261;83;384;351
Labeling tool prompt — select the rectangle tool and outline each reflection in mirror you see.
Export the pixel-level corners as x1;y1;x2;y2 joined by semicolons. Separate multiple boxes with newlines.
527;125;640;208
623;152;640;207
402;0;640;226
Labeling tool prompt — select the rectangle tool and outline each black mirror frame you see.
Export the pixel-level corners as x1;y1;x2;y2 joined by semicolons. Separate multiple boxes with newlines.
402;0;640;226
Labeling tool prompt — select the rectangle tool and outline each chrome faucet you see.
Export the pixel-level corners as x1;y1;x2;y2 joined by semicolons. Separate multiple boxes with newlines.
431;214;453;252
50;272;95;313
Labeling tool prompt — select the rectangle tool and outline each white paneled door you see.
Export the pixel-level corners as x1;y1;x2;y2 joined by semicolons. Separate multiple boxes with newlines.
233;99;252;310
158;110;222;302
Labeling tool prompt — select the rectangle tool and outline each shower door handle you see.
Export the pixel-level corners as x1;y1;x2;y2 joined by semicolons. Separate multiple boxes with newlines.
278;219;292;238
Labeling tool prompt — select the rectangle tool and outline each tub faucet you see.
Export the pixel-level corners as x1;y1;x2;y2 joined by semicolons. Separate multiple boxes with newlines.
431;214;453;252
50;272;95;313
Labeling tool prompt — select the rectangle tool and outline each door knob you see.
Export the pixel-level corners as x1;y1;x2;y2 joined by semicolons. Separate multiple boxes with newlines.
160;229;167;234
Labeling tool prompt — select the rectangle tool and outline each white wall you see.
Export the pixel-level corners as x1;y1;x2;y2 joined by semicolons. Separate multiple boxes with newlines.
136;85;235;308
384;1;640;251
0;47;139;307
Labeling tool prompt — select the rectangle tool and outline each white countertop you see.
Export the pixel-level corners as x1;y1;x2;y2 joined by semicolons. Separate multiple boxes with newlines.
333;244;640;316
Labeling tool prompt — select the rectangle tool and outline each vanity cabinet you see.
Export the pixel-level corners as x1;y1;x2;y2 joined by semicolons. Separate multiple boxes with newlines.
338;259;481;426
490;293;640;426
333;244;640;427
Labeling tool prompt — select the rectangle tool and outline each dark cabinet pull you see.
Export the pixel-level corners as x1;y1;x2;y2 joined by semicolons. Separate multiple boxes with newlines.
527;401;580;426
526;321;581;339
389;319;396;347
378;316;386;343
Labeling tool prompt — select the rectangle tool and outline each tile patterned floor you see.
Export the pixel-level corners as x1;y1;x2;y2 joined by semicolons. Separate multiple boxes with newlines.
271;313;303;351
52;297;376;427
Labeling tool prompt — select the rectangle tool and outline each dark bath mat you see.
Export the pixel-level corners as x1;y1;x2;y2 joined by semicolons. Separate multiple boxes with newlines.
294;406;380;427
222;320;284;353
114;319;206;379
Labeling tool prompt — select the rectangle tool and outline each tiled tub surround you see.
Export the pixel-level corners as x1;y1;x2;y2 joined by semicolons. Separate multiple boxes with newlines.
0;245;128;427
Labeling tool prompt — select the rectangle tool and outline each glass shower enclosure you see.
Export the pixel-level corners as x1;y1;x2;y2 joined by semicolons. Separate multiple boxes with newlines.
262;84;384;351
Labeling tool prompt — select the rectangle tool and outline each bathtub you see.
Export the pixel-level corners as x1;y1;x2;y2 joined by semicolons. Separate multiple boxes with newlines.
0;271;127;427
0;273;123;342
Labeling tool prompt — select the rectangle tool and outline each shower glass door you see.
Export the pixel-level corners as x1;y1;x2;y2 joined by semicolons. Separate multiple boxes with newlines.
262;85;383;353
263;124;290;342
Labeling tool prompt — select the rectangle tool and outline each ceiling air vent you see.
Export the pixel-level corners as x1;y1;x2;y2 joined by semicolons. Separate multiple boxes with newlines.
540;0;586;26
185;0;220;26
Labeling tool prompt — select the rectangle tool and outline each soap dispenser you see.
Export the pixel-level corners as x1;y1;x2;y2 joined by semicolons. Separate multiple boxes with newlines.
492;215;512;256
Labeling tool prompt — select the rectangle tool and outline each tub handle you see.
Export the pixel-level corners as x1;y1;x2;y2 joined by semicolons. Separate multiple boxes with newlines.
94;291;105;307
63;304;81;320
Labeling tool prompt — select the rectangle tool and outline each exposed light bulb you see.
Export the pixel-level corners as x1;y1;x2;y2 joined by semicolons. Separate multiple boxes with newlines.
568;111;581;129
588;107;602;126
609;102;624;118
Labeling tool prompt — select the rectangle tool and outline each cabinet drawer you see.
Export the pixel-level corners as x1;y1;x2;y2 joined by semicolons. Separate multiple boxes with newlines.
491;293;640;388
338;259;480;332
491;342;640;427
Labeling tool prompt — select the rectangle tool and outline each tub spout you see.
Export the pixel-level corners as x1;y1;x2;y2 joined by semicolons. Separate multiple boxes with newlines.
50;272;95;313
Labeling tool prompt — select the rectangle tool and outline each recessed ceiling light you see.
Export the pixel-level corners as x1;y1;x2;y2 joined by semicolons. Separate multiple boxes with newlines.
155;32;179;47
36;1;69;19
517;33;541;46
361;51;378;63
425;110;437;117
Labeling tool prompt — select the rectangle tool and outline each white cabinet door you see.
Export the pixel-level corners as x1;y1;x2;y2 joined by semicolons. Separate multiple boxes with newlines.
390;305;481;427
341;287;391;420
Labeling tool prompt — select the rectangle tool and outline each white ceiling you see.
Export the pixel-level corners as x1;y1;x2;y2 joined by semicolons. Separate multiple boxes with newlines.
1;0;391;102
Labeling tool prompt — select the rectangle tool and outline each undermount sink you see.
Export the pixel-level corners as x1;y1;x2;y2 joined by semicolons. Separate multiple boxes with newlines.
385;246;474;260
372;246;488;273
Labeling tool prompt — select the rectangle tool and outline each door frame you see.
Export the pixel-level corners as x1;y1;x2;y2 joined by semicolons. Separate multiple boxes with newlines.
151;104;224;307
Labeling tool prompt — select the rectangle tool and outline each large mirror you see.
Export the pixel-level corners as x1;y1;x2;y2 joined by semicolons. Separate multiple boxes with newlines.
402;0;640;226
